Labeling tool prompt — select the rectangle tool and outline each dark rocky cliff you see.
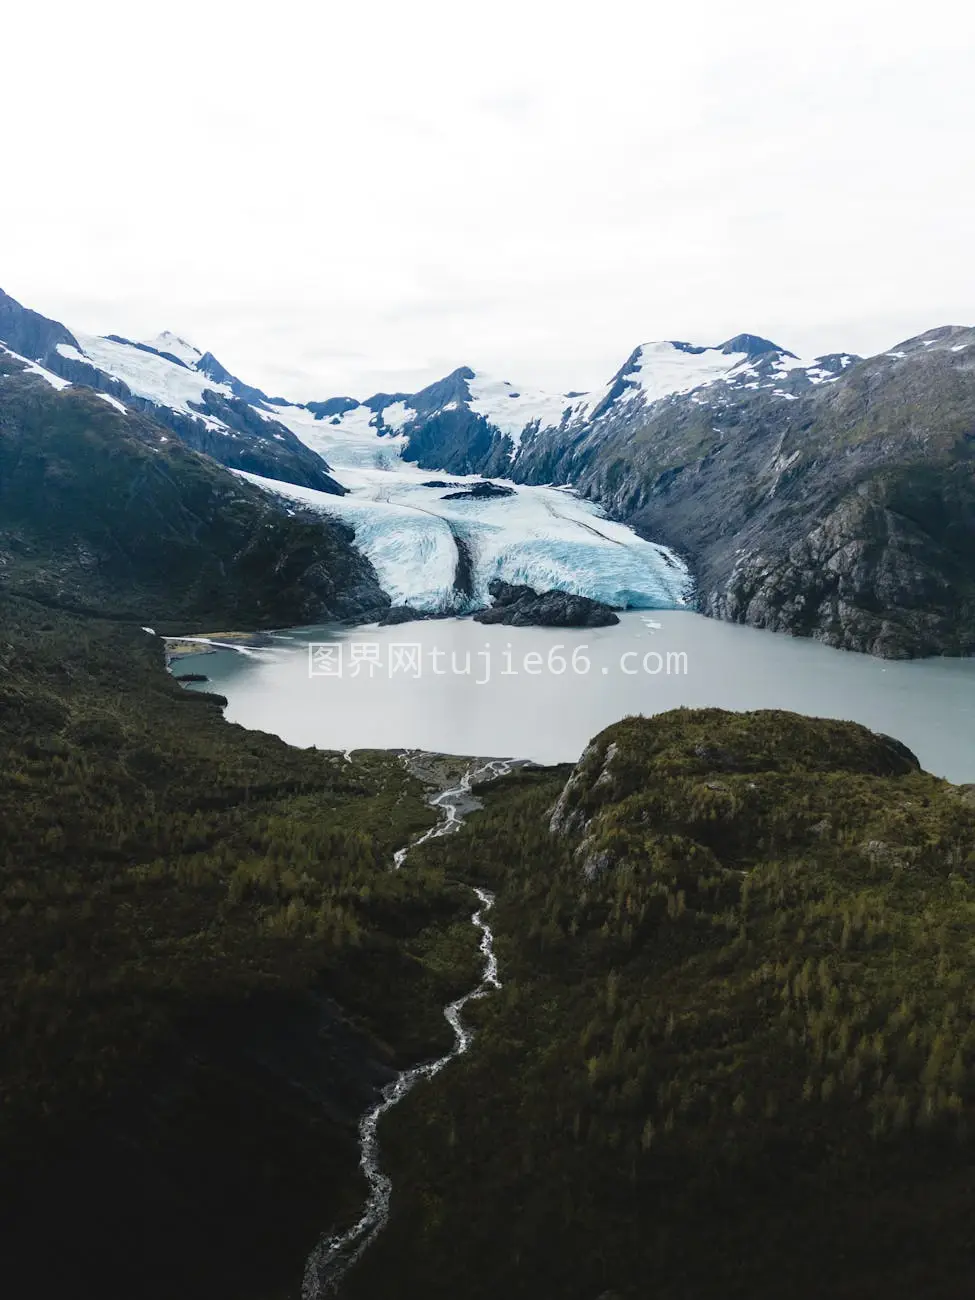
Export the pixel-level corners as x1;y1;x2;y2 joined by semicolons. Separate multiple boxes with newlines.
396;328;975;658
0;353;387;628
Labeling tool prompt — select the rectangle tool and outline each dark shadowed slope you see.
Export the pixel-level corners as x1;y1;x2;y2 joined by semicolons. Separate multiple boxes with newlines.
0;350;387;628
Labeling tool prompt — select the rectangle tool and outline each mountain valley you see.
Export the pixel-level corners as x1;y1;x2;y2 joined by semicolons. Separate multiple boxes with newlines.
1;284;974;1299
3;286;971;656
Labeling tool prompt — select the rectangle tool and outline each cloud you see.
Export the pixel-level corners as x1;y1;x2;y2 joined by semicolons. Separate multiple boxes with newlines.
3;0;973;399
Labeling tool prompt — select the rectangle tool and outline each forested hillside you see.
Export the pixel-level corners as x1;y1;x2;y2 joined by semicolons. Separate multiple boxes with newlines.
0;596;481;1298
346;710;975;1299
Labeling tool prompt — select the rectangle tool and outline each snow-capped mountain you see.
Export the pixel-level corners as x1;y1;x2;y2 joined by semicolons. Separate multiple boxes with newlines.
0;288;703;614
139;331;203;369
12;283;971;653
307;334;859;477
0;287;872;620
600;334;857;407
0;289;341;493
0;284;857;492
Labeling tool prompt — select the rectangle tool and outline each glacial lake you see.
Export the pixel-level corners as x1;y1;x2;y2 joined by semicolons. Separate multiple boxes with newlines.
178;612;975;784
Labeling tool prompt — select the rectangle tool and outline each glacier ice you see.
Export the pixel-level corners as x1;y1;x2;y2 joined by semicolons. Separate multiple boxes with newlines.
45;319;824;616
238;460;692;614
244;390;695;614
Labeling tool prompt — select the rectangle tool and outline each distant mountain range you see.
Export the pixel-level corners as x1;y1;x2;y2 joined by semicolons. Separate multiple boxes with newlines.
2;286;972;656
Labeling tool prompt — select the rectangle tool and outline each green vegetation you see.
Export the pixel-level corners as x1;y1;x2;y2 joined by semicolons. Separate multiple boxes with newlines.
346;710;975;1300
0;593;479;1298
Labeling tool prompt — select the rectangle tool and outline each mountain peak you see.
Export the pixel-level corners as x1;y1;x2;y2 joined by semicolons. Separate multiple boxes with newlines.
719;332;793;359
884;324;975;356
140;331;202;368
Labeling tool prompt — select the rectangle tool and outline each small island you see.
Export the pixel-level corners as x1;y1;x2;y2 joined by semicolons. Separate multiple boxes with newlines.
472;579;621;627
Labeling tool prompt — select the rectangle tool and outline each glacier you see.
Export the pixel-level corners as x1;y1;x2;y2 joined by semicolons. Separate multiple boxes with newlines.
258;392;692;612
56;334;233;431
41;326;692;615
238;460;692;613
0;289;892;625
38;316;850;616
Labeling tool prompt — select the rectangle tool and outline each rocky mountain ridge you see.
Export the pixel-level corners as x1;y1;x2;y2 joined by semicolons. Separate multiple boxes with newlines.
4;284;972;656
326;327;974;658
523;325;975;658
0;289;344;494
0;350;388;628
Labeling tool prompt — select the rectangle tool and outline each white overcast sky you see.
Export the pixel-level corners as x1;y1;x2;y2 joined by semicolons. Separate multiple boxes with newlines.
5;0;974;400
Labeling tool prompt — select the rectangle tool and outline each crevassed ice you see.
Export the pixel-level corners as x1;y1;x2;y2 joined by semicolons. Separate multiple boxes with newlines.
260;399;693;612
237;463;691;613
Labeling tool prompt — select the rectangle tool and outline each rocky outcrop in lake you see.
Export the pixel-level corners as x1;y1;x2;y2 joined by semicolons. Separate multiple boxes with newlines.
472;579;620;627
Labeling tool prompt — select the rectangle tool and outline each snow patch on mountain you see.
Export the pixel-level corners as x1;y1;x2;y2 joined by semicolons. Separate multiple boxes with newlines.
97;392;128;412
56;334;232;431
465;373;590;448
0;344;71;390
141;331;202;368
379;400;414;433
627;341;754;402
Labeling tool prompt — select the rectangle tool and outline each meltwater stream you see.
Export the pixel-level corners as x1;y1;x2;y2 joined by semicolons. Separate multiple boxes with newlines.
301;758;512;1298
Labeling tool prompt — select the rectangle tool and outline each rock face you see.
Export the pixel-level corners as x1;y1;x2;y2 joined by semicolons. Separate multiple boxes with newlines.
0;287;78;359
379;604;439;626
0;356;388;628
441;481;515;501
512;327;975;658
472;579;620;627
308;326;974;658
377;328;973;659
704;472;975;658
